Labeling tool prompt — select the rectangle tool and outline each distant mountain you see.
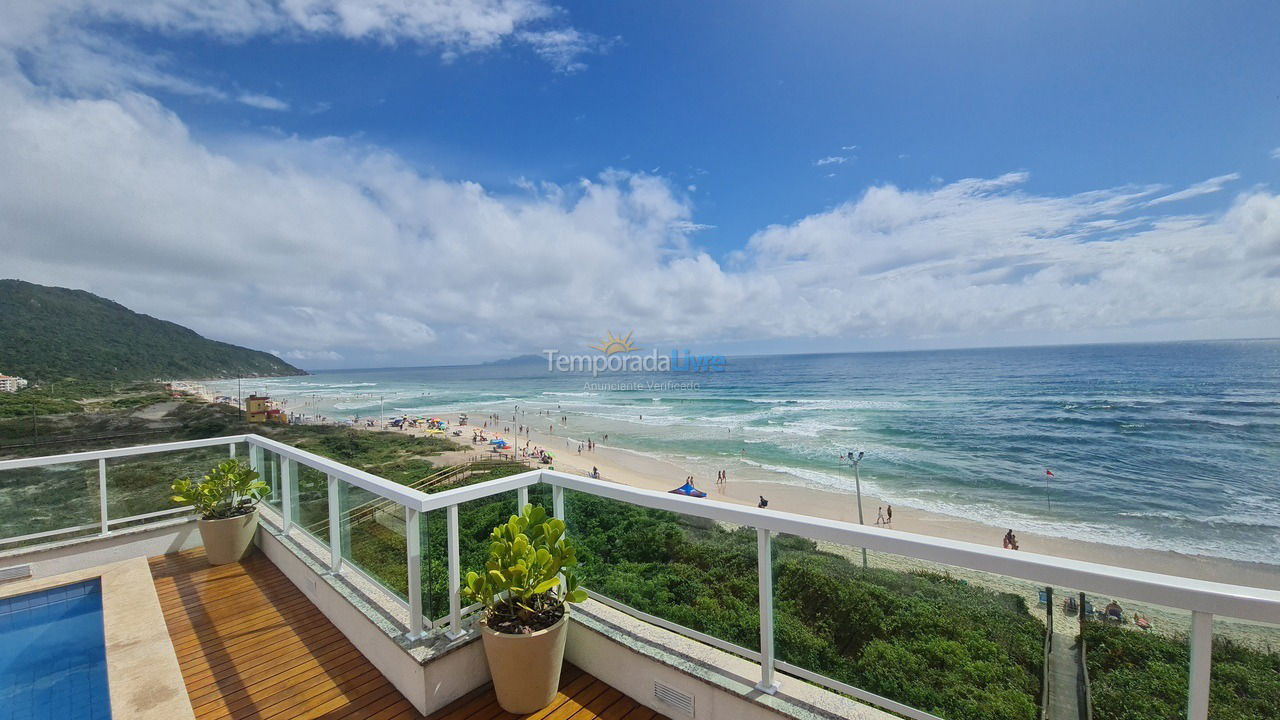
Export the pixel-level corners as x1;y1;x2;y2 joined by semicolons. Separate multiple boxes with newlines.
480;353;546;366
0;280;305;382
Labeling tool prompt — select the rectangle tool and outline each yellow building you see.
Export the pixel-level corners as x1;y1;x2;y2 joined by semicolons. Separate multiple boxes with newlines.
245;394;288;424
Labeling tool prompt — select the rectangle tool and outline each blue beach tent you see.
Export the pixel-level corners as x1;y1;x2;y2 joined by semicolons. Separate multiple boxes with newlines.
669;481;707;498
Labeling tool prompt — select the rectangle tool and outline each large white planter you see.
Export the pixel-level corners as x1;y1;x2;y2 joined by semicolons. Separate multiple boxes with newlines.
197;509;258;565
479;612;569;714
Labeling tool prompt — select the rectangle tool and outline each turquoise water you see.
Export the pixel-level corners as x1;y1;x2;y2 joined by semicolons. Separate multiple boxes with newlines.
0;579;110;720
211;340;1280;565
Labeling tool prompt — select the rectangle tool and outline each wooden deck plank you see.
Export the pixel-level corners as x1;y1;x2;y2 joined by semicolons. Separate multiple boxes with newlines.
149;548;665;720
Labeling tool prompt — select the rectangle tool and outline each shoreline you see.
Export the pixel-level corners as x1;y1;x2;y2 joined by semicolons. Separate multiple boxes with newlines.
180;386;1280;646
431;409;1280;646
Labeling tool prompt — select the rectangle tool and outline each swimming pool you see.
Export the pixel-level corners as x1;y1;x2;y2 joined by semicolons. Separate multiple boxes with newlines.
0;579;111;720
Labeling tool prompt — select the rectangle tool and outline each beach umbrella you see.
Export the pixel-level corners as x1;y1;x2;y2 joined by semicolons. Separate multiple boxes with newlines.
669;481;707;498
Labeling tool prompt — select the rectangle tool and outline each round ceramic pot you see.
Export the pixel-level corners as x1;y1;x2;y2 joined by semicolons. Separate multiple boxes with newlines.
479;612;569;714
197;509;259;565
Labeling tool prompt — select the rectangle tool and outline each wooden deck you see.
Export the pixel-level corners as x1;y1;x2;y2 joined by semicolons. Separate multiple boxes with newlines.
149;549;666;720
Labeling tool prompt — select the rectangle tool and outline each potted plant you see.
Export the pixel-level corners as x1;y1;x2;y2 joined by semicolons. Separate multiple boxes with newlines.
461;504;588;714
172;458;268;566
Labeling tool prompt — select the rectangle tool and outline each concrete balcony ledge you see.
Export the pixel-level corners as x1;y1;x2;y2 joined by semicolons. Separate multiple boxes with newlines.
570;599;894;720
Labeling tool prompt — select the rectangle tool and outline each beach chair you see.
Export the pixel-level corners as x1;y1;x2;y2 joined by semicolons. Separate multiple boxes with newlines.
1083;601;1096;617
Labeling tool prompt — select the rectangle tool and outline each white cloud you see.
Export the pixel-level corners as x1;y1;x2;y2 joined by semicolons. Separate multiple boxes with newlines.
1272;147;1280;160
0;0;605;101
815;156;847;166
841;145;857;151
1147;173;1240;206
516;28;613;73
2;67;1276;366
237;92;289;111
0;5;1275;366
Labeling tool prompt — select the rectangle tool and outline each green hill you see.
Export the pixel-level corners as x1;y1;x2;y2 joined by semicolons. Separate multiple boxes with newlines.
0;279;305;382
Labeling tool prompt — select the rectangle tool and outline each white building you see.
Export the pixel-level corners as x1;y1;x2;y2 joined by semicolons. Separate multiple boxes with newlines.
0;375;28;392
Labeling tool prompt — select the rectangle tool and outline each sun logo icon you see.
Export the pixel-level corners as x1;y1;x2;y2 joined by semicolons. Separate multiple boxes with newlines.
590;331;639;355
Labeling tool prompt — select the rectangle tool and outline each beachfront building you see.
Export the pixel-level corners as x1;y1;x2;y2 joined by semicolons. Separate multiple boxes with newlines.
0;374;28;392
245;393;288;424
0;434;1274;720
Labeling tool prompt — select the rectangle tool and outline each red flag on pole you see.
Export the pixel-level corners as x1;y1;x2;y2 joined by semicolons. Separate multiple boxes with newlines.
1045;470;1054;477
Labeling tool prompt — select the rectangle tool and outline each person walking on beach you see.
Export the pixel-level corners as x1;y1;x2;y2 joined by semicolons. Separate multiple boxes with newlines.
875;506;886;526
886;505;892;524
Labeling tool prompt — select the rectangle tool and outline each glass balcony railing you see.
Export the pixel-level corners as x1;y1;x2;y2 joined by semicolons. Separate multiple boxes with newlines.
3;433;1277;720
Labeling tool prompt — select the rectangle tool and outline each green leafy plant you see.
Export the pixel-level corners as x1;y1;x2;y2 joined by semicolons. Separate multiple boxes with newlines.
461;503;587;634
171;458;268;520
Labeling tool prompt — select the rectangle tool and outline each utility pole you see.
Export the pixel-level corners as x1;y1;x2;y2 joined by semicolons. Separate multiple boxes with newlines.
851;451;867;568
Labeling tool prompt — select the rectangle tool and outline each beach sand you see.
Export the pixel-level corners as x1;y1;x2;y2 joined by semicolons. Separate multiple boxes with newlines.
175;384;1280;649
427;409;1280;648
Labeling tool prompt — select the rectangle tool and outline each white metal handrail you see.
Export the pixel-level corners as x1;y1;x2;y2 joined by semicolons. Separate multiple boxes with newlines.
0;435;249;470
5;433;1278;720
538;470;1280;624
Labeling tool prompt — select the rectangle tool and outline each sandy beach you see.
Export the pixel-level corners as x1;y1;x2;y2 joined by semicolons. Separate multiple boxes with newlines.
178;384;1280;647
422;408;1280;647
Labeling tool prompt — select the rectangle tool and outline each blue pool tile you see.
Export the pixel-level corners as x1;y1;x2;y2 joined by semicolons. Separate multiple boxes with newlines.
0;579;111;720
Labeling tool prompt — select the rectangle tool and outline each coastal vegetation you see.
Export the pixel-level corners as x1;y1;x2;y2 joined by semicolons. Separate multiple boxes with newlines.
6;394;1278;720
1084;622;1280;720
0;279;303;382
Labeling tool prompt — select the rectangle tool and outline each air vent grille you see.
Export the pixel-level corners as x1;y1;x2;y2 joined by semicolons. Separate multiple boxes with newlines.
654;680;695;716
0;565;32;583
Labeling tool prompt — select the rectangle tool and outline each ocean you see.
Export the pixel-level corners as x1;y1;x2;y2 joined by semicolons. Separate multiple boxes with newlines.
207;340;1280;565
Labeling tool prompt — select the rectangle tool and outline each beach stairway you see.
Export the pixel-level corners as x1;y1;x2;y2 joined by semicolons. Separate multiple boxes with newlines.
1047;631;1084;720
302;461;515;537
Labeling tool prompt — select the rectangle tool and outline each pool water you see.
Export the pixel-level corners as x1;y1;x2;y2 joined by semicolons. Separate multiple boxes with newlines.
0;579;111;720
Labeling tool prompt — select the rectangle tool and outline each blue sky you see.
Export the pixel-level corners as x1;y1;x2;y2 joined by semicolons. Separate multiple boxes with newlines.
153;0;1280;250
3;0;1279;367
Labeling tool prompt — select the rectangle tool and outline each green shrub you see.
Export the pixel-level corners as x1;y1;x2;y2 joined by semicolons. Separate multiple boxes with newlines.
1084;622;1280;720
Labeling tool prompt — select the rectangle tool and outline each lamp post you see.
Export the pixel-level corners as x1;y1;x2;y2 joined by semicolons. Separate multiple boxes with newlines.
851;451;867;568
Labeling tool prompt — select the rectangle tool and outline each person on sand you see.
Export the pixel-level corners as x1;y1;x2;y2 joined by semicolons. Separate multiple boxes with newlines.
886;505;893;524
758;496;768;508
1003;529;1019;550
1105;601;1123;621
876;506;886;526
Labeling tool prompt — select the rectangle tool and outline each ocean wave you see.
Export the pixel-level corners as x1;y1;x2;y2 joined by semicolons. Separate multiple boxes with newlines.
741;398;909;410
542;391;598;397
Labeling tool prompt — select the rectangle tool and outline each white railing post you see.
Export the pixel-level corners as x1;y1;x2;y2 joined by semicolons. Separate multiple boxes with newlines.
228;442;236;458
446;504;465;639
405;507;426;639
281;458;295;534
756;527;779;694
97;458;109;535
552;484;567;591
1188;611;1213;720
327;475;342;573
518;485;529;511
249;443;263;475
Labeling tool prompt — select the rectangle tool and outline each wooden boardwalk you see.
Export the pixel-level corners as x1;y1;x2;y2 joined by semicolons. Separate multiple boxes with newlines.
149;549;665;720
